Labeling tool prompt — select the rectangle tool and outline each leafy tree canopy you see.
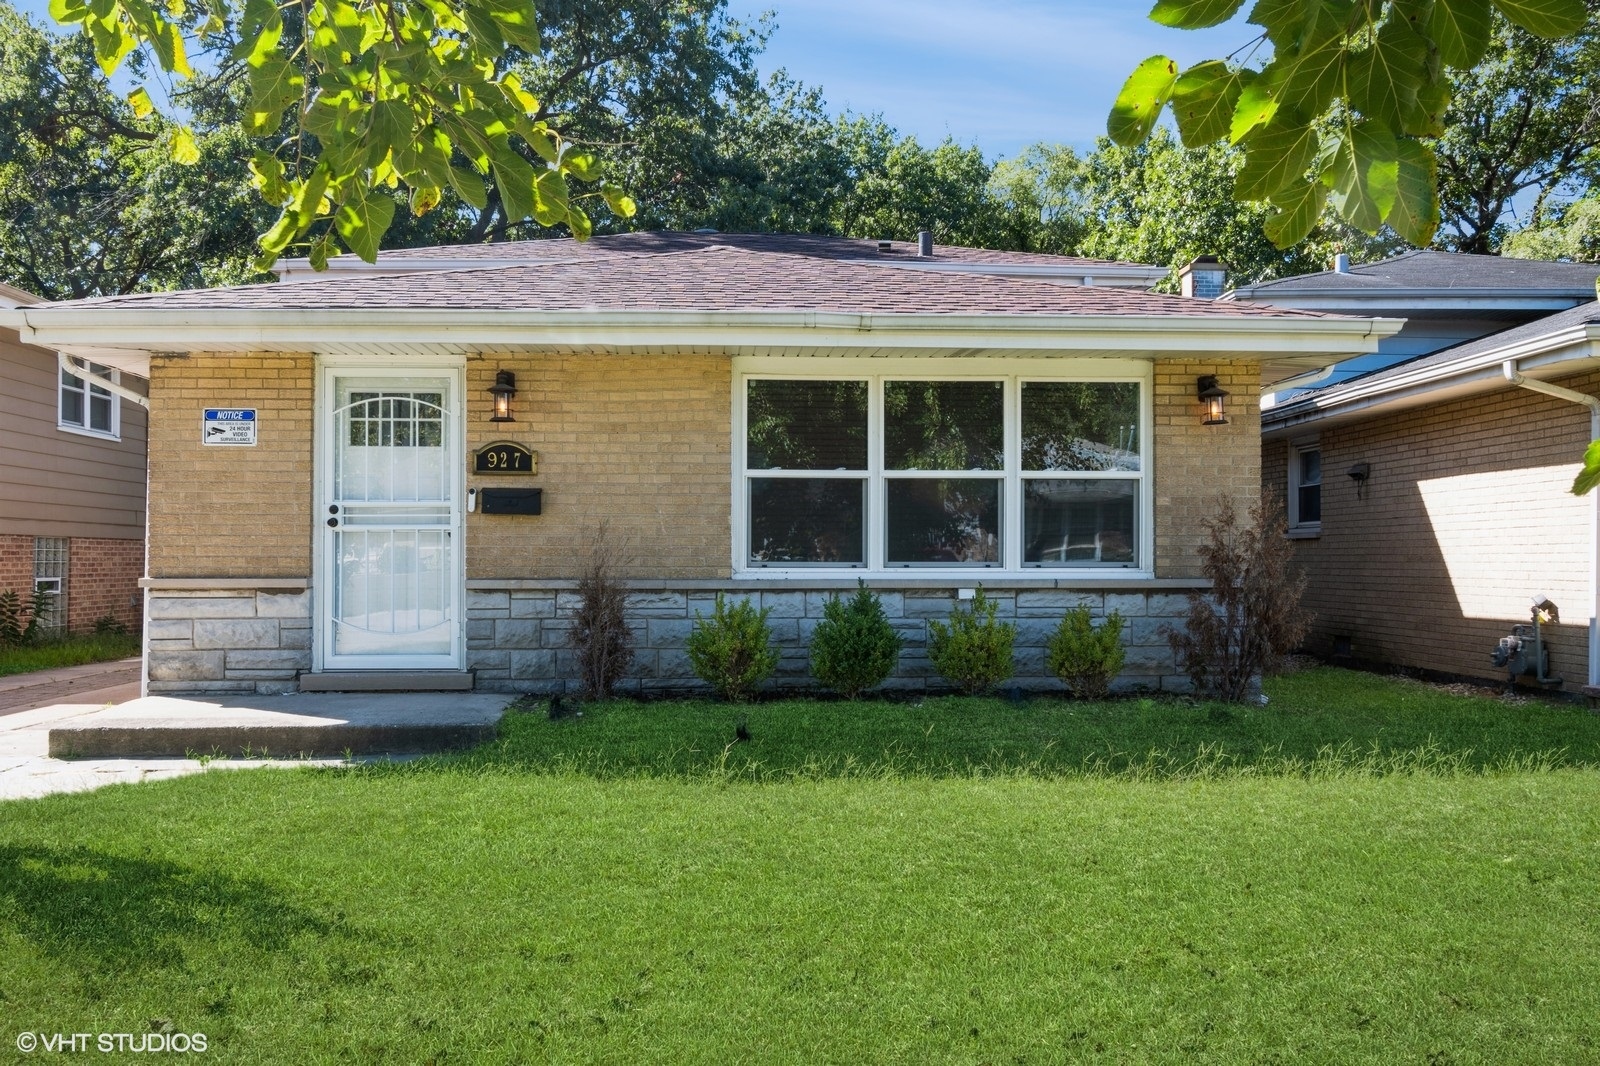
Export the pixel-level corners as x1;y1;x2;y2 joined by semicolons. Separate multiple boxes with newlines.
46;0;636;267
1433;4;1600;252
0;2;270;297
1109;0;1591;249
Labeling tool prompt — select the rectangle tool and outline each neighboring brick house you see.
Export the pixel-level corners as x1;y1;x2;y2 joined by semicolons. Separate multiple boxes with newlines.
1260;298;1600;696
0;233;1398;696
0;282;146;638
1226;249;1600;400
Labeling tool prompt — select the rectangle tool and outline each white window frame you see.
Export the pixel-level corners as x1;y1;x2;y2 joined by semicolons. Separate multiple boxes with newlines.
731;356;1153;578
1287;440;1322;537
58;358;121;440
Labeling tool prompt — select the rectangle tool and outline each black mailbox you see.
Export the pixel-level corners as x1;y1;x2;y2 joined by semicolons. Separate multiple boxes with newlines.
479;488;542;516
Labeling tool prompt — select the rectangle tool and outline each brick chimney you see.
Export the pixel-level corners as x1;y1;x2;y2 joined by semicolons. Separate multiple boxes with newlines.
1179;255;1228;299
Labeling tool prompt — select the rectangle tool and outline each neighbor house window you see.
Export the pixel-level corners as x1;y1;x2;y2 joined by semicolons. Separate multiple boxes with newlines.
59;359;118;438
740;370;1147;571
33;537;67;637
1288;442;1322;534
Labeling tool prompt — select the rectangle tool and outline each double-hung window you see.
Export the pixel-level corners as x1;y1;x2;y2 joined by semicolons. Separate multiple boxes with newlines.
739;365;1147;572
59;358;118;438
1287;442;1322;535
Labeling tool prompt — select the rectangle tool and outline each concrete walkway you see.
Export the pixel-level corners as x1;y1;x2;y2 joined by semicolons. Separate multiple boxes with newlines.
0;668;513;800
0;657;141;715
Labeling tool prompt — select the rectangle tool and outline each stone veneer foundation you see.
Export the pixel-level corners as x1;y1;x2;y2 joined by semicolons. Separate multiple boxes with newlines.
466;582;1208;695
144;585;312;696
143;581;1210;696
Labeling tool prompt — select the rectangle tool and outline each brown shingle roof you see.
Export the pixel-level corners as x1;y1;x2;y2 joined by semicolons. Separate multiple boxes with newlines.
368;230;1155;270
71;245;1334;317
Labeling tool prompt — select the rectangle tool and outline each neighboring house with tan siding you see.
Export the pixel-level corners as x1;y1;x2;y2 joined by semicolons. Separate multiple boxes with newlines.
0;233;1399;697
1261;301;1600;696
0;282;146;638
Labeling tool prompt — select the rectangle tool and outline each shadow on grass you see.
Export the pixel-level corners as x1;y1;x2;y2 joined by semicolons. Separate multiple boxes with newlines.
0;844;333;974
358;668;1600;783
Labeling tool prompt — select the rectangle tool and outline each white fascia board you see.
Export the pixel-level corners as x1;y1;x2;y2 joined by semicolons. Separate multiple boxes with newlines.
0;306;1403;359
1262;324;1600;436
0;281;42;308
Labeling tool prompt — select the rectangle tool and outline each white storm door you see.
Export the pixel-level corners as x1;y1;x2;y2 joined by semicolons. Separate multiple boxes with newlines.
322;372;462;669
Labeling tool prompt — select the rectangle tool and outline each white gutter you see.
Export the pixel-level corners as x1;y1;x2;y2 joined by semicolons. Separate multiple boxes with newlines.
1262;362;1338;400
2;306;1404;360
58;351;150;409
1264;323;1600;433
1503;359;1600;689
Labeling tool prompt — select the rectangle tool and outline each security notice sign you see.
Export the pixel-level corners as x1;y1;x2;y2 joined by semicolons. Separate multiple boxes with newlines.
203;408;257;446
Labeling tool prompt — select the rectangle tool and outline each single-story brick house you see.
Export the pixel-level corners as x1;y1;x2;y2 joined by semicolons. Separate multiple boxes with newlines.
0;233;1399;696
1262;300;1600;696
0;282;146;637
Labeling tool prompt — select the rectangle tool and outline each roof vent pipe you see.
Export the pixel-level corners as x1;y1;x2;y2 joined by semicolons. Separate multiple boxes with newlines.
1334;252;1351;273
917;230;933;258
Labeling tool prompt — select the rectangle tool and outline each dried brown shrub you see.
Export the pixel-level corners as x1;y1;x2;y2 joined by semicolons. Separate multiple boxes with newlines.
1165;495;1311;702
566;524;634;698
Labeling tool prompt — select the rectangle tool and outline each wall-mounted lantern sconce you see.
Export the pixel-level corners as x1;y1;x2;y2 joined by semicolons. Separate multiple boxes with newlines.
1197;375;1229;426
488;370;517;423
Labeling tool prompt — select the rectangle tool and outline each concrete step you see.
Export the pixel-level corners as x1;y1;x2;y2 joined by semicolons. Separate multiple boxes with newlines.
47;693;509;759
298;670;475;693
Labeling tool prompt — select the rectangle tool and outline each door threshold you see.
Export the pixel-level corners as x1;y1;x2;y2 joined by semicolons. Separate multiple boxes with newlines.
299;671;475;693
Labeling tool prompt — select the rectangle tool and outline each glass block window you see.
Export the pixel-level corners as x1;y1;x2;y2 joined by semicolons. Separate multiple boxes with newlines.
33;537;67;637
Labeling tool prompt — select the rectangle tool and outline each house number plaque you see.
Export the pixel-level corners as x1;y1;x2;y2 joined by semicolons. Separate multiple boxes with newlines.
474;441;537;474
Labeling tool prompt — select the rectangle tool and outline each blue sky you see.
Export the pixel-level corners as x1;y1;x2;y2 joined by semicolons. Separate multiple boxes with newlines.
14;0;1256;160
735;0;1257;159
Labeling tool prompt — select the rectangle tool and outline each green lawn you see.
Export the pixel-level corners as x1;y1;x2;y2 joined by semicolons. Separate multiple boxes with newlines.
0;632;140;678
4;668;1599;1063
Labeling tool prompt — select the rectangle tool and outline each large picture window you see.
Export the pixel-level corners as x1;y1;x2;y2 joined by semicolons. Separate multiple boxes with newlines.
739;368;1148;572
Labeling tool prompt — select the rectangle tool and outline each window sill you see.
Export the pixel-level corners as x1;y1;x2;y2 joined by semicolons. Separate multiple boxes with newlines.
57;423;121;442
1285;525;1321;540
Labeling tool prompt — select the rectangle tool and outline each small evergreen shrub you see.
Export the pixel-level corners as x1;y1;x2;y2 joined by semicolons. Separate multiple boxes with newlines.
687;593;779;702
927;587;1015;695
0;587;54;647
1046;605;1126;699
94;614;129;637
809;582;900;698
1165;495;1311;702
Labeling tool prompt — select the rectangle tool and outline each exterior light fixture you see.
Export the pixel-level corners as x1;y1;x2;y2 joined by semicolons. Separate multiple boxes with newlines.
488;370;517;423
1197;375;1229;426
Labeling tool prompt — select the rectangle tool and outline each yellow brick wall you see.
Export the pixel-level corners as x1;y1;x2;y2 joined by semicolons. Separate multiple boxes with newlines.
147;352;314;578
465;352;731;580
145;351;1263;584
1268;369;1598;692
1153;359;1262;578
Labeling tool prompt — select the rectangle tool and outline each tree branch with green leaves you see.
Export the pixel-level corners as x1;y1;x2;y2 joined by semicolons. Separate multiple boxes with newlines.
1109;0;1589;249
48;0;635;267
